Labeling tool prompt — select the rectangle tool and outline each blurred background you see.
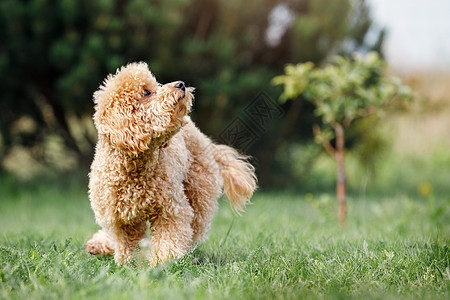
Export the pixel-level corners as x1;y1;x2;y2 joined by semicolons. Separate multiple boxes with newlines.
0;0;449;196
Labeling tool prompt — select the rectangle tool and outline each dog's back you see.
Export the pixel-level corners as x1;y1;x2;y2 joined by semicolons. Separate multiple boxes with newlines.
179;117;256;241
181;117;257;210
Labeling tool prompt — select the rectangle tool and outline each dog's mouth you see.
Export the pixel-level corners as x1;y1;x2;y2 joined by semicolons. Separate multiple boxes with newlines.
173;87;194;116
174;84;193;101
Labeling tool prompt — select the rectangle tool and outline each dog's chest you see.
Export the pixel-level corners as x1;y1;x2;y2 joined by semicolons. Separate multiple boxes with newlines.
113;160;162;224
91;134;190;225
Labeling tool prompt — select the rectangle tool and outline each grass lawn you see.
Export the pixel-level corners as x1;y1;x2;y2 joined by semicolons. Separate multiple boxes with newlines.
0;176;448;300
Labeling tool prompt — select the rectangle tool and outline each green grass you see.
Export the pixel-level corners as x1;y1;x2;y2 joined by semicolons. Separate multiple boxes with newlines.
0;176;449;300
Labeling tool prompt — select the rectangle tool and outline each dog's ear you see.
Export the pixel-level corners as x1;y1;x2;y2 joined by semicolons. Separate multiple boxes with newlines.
94;99;152;155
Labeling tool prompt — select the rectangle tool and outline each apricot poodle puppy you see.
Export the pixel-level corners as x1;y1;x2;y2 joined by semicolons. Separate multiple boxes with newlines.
85;62;257;266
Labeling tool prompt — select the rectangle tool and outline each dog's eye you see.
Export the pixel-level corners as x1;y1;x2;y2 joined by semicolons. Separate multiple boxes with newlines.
143;89;151;96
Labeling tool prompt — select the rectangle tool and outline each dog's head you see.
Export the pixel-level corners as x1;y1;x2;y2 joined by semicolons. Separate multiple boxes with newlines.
93;62;194;155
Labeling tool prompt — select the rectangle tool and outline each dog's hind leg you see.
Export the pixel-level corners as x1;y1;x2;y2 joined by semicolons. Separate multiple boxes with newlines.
184;153;222;243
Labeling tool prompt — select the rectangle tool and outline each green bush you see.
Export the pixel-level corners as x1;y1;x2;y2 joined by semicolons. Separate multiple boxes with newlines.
0;0;383;186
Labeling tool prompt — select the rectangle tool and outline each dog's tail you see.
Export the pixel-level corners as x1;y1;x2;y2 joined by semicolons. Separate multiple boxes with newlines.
213;144;257;213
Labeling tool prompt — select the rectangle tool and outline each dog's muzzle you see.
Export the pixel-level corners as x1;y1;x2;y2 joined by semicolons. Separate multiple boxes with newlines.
174;81;186;92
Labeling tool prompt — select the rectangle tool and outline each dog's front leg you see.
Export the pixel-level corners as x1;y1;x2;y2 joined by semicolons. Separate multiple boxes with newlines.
148;202;194;266
109;221;148;265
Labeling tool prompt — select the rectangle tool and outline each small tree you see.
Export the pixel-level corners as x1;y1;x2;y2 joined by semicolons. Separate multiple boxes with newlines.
273;52;410;226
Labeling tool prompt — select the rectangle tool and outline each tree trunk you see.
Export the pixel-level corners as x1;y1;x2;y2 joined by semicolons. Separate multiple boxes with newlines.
333;122;346;227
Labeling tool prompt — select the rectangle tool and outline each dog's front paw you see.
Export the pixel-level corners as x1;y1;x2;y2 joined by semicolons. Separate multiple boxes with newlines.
86;231;114;255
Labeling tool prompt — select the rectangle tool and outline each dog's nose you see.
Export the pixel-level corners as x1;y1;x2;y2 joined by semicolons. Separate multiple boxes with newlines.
174;81;185;92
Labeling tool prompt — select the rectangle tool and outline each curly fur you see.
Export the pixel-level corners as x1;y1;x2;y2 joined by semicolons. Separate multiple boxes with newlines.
86;62;257;266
